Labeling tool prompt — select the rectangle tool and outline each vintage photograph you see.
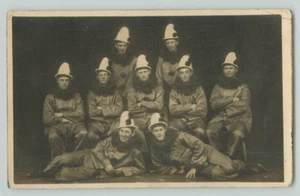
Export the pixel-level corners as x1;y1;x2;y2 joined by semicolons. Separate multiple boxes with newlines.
7;10;292;188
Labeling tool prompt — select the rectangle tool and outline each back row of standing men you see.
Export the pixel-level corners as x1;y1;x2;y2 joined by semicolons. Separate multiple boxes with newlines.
42;24;252;179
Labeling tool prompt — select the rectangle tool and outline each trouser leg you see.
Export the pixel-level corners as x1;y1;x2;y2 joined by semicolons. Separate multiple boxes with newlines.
133;118;150;152
69;123;89;151
44;150;86;174
205;144;242;174
169;118;187;131
47;127;66;160
88;122;108;148
226;122;247;158
191;119;206;142
206;122;224;152
55;166;97;182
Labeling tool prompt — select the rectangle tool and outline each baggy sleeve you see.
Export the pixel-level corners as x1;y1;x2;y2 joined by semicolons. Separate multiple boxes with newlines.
101;90;124;117
210;84;233;111
179;133;207;168
92;138;111;168
187;87;208;118
87;91;103;118
169;89;193;117
140;86;164;112
43;94;60;126
155;57;164;88
62;93;85;122
225;84;250;117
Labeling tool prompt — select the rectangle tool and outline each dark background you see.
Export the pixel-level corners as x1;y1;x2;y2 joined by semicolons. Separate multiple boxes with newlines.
12;16;283;168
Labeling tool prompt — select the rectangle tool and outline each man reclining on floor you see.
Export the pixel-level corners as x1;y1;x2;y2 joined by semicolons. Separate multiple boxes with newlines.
43;111;146;182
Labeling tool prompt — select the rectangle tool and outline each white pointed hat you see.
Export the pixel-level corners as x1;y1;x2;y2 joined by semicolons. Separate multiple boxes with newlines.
222;52;238;68
118;111;136;129
163;23;179;40
176;55;193;71
148;113;168;131
135;54;152;71
55;62;73;79
95;57;111;74
114;26;130;44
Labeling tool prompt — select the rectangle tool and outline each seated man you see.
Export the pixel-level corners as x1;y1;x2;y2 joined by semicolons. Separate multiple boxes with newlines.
169;55;208;141
148;113;245;180
43;111;146;182
206;52;252;158
43;62;88;160
87;57;123;148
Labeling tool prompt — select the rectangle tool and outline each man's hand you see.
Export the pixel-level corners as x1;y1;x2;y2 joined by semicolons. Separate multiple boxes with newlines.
54;113;63;118
185;168;197;179
105;164;115;175
97;106;102;110
191;104;197;110
233;97;240;103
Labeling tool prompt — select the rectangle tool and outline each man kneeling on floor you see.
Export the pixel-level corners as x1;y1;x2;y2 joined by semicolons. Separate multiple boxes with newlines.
43;111;146;182
148;113;245;180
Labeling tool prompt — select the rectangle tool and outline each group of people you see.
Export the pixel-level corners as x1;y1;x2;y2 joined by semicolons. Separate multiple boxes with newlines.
40;24;258;182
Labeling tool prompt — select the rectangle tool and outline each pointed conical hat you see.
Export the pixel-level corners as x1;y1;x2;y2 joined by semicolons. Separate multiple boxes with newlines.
222;52;238;68
135;54;151;71
55;62;73;79
95;57;111;74
114;26;130;43
163;24;179;40
148;113;168;131
118;111;136;129
176;55;193;71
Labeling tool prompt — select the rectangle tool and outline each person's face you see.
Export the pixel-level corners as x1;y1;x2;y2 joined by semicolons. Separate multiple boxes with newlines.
136;68;151;81
165;39;179;52
223;65;238;78
115;42;129;55
152;125;167;141
178;68;192;82
57;76;70;90
119;127;134;143
97;71;110;85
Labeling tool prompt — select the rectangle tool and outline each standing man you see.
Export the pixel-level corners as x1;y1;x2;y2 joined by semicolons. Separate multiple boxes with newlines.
156;23;186;121
43;62;88;160
148;113;245;180
169;55;208;141
87;57;123;148
206;52;252;159
110;26;137;104
43;111;146;182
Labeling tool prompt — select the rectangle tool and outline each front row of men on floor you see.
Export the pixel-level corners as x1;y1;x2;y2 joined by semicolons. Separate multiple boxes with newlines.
41;51;255;181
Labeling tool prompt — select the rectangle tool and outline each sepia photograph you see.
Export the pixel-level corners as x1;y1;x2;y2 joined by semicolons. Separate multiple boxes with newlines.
7;9;292;189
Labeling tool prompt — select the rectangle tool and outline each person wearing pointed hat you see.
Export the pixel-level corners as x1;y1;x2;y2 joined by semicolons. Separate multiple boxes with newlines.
206;52;252;159
42;111;146;182
155;23;187;122
86;57;124;148
110;26;137;102
43;62;88;160
147;113;246;180
168;55;208;142
126;54;164;171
